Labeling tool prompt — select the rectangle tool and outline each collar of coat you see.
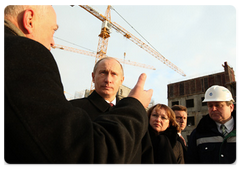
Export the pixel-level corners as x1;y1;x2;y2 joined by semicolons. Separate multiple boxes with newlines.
196;111;236;134
88;90;118;113
148;125;178;148
4;19;25;37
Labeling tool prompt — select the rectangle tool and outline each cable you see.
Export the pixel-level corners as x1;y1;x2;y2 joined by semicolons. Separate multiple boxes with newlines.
54;36;96;53
111;6;162;55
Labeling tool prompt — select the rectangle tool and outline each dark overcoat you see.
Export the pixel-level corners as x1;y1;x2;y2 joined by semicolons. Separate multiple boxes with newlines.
149;126;184;164
70;91;118;120
177;134;188;163
70;91;154;163
5;28;149;163
187;112;236;163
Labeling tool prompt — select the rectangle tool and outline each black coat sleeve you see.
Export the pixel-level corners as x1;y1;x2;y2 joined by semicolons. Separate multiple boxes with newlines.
4;35;148;163
70;92;154;163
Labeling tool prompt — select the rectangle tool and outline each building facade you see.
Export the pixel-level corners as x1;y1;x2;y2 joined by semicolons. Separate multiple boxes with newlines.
117;84;132;100
167;62;236;143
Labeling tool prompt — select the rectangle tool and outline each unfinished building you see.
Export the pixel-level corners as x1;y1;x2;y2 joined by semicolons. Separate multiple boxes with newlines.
167;62;236;143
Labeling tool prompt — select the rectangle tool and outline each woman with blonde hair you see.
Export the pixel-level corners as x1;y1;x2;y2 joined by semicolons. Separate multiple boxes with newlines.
147;104;184;163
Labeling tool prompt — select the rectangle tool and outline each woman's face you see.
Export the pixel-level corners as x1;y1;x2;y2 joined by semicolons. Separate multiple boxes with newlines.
150;107;169;133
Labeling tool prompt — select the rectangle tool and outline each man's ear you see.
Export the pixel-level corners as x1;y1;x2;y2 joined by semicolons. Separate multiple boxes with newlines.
92;72;95;83
22;9;34;34
230;104;234;113
121;76;124;85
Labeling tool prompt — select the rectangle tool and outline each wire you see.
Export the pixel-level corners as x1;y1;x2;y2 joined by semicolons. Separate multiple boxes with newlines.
54;36;96;53
111;6;162;55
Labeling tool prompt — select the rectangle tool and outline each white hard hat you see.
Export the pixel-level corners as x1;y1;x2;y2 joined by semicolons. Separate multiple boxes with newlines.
203;85;234;102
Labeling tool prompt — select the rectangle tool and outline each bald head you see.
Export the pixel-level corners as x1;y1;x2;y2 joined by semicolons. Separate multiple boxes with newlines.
5;6;46;18
93;57;124;76
4;5;58;50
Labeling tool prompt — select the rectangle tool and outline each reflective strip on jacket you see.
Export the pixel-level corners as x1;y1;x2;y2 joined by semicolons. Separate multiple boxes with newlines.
187;112;236;164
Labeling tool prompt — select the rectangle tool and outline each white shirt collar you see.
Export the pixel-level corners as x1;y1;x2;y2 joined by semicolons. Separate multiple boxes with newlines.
215;117;234;133
105;98;116;105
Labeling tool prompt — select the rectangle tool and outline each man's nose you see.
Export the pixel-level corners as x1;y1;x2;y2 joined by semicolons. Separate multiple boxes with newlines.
105;74;112;83
212;105;218;111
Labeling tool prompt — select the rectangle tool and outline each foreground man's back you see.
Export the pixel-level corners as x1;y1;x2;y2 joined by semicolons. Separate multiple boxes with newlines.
4;5;153;163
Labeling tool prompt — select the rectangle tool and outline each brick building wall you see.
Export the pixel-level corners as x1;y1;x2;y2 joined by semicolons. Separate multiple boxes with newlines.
167;62;236;143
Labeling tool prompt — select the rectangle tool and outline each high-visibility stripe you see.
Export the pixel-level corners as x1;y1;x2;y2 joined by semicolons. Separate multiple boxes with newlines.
227;137;236;143
197;136;223;146
196;136;236;146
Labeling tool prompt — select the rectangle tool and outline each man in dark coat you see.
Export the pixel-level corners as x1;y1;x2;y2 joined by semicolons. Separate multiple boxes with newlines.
71;57;125;119
70;57;154;163
171;105;188;162
187;85;236;163
4;5;153;163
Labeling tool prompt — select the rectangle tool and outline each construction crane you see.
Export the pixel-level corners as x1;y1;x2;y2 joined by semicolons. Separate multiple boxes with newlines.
52;44;156;70
79;5;186;77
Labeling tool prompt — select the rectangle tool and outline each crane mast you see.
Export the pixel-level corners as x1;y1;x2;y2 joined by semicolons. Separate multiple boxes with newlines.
81;5;112;62
96;5;111;61
79;5;186;77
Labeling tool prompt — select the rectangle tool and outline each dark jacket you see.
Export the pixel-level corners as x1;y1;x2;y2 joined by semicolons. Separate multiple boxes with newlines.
187;112;236;164
5;24;149;163
177;134;188;163
149;126;184;164
70;91;119;120
70;91;154;163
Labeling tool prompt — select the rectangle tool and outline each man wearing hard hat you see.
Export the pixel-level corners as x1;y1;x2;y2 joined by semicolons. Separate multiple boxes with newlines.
187;85;236;163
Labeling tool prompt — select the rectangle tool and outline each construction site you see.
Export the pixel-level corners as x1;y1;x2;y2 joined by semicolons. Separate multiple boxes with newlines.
4;4;237;165
51;5;236;140
168;62;236;143
52;5;186;98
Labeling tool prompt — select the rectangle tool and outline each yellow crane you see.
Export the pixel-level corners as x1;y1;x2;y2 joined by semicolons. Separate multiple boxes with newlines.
79;5;186;77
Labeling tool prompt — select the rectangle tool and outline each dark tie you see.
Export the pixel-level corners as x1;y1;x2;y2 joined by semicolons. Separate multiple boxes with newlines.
109;103;114;107
220;124;228;136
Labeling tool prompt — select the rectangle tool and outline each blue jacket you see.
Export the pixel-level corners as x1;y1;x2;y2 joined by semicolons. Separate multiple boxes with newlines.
187;111;236;164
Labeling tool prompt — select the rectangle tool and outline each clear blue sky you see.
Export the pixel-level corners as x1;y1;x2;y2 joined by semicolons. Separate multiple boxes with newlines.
51;3;236;104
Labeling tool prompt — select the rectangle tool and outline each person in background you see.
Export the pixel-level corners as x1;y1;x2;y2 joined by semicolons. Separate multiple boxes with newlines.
70;57;154;163
147;104;184;164
171;105;188;162
187;85;236;163
4;5;153;163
